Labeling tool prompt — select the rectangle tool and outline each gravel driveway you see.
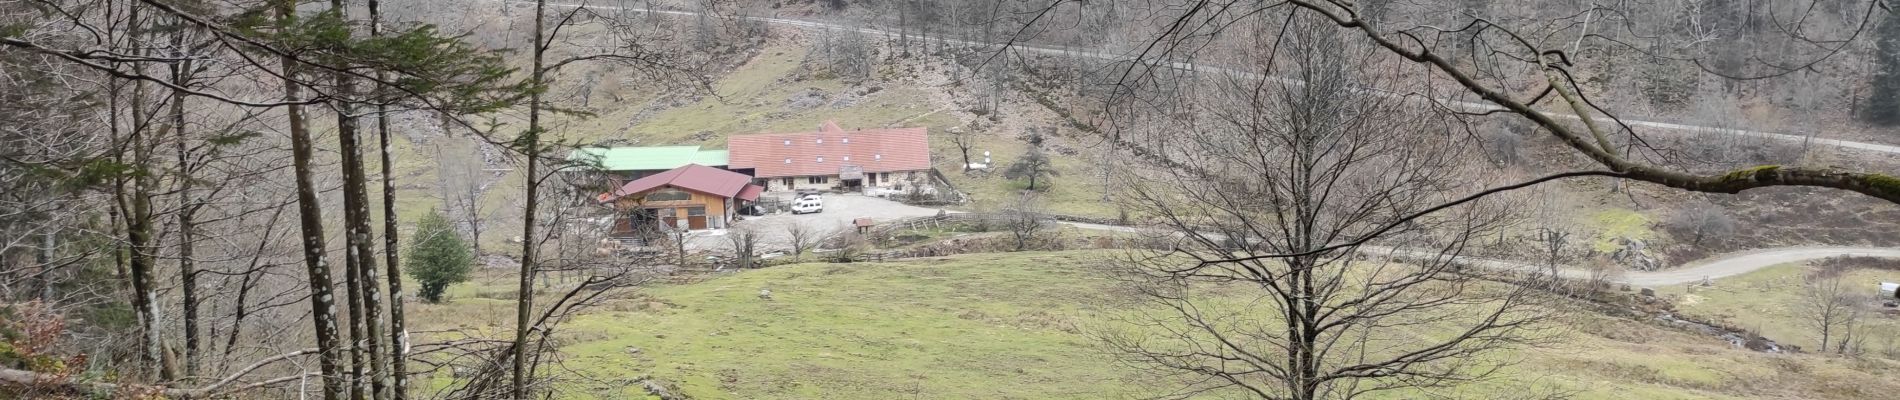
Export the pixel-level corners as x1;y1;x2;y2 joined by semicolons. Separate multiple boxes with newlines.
684;193;950;253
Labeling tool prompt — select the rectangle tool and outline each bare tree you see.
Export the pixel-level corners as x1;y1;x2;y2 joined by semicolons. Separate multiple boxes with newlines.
996;0;1900;226
438;138;492;253
784;223;828;262
950;125;978;172
999;193;1050;252
1103;14;1554;399
1800;271;1864;353
727;225;763;269
1531;227;1577;275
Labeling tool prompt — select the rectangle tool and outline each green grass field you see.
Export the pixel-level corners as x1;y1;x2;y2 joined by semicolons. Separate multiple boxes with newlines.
409;251;1900;399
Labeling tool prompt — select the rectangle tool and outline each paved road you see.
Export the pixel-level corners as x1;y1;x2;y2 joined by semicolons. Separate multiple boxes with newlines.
1623;246;1900;286
508;0;1900;155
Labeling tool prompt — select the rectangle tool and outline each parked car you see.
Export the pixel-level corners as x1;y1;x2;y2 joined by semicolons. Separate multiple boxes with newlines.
791;197;824;214
795;188;822;200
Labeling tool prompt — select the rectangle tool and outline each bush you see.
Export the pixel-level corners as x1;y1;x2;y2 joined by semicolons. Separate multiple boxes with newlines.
1663;203;1736;248
407;210;474;303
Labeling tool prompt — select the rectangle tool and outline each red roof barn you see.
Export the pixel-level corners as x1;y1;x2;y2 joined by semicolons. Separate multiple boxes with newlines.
597;164;763;232
726;121;931;179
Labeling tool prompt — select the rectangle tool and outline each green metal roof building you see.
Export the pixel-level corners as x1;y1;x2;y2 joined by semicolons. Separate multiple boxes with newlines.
569;145;730;172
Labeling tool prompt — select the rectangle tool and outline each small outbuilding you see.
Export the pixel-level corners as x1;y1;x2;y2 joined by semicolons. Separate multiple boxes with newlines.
1881;282;1898;299
597;164;763;235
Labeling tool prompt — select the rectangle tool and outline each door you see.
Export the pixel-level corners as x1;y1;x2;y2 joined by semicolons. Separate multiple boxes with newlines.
686;206;708;230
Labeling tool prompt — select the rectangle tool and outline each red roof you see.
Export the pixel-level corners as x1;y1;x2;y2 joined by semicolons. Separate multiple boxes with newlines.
726;121;931;178
598;164;763;203
735;185;764;202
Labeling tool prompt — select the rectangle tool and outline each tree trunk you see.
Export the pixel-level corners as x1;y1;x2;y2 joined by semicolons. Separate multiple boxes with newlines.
36;231;54;301
328;1;388;398
897;3;909;57
116;7;174;380
515;1;549;397
169;24;201;378
278;1;347;398
368;1;410;397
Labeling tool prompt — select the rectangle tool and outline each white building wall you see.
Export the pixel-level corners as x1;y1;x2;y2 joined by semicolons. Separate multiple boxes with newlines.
758;170;931;192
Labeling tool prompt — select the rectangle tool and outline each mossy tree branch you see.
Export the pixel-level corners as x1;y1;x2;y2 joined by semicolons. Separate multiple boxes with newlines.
1286;0;1900;205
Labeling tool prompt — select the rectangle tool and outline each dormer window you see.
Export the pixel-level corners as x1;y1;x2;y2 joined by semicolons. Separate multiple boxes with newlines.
841;138;850;143
784;158;792;164
874;154;882;160
783;140;791;146
816;156;825;163
842;156;850;161
816;138;824;144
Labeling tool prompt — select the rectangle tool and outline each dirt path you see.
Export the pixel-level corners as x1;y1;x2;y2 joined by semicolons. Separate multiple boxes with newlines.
1055;221;1900;287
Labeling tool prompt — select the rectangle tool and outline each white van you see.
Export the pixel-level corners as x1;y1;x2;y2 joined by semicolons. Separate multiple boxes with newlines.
791;197;824;214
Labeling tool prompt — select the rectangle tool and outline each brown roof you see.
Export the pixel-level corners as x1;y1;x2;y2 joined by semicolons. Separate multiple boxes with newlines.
598;164;763;203
726;121;931;178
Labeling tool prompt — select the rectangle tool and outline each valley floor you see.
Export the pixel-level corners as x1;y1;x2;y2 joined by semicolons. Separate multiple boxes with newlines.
410;251;1900;399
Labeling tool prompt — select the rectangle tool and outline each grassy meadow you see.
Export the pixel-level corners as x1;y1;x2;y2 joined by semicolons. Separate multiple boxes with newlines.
407;251;1900;399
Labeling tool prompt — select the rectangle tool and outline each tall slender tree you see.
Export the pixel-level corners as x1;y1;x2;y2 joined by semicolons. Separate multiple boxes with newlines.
326;0;390;397
168;13;202;378
514;0;551;397
278;0;347;397
367;1;411;397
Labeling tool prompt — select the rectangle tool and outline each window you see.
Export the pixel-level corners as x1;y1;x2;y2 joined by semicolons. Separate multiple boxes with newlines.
784;158;792;164
841;138;850;143
816;156;824;163
644;189;690;202
816;138;824;144
874;154;882;160
880;172;889;182
842;156;850;161
781;177;794;187
686;206;706;217
783;140;791;146
807;176;829;184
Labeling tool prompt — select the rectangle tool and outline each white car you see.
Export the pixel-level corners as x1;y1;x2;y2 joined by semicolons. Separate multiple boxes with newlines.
790;197;824;214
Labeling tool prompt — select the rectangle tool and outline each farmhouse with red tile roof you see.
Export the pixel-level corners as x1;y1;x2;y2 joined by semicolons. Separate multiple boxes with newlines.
726;121;933;192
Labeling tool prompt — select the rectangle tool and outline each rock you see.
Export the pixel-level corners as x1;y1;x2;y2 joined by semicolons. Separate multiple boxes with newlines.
786;88;830;109
480;255;520;270
1640;288;1656;297
625;347;642;355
